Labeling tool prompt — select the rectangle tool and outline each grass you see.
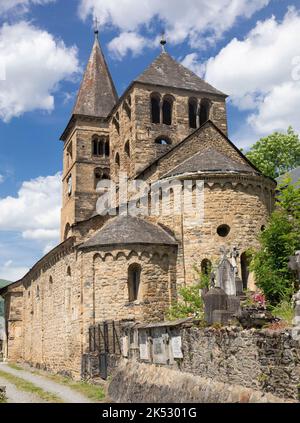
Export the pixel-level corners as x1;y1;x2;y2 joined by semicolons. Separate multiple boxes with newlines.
270;299;294;325
39;373;106;402
6;363;106;402
8;363;23;371
0;370;63;403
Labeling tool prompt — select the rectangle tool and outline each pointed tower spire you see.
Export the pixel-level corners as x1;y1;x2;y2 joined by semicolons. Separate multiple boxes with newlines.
72;29;118;118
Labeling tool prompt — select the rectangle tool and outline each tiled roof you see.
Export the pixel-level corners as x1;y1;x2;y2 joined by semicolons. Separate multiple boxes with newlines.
80;216;177;248
73;36;118;118
135;52;226;96
164;148;256;177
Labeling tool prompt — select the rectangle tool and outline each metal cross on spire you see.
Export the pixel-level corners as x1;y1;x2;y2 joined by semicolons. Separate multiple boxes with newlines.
160;31;167;52
93;16;99;37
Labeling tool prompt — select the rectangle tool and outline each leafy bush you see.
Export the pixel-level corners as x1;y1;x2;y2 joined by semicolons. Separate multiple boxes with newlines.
193;264;211;290
250;177;300;305
166;283;204;321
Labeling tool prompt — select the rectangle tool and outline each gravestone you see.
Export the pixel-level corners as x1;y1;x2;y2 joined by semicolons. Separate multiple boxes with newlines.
203;287;228;325
235;277;244;296
216;248;237;296
227;295;241;316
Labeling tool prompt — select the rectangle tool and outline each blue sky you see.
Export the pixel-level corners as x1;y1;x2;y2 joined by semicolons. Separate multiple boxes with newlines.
0;0;300;281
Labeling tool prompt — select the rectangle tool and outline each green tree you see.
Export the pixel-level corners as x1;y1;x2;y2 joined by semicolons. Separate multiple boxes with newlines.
250;177;300;305
246;127;300;179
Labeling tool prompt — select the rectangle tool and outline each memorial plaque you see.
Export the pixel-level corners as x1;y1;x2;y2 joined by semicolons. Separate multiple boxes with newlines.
122;336;129;357
171;335;183;359
139;330;149;360
152;328;167;364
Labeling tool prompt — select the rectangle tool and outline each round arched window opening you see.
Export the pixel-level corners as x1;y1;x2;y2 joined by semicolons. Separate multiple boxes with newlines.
261;225;266;232
217;224;231;237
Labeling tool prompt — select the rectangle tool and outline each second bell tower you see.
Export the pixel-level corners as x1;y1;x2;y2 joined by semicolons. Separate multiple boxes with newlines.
60;31;118;241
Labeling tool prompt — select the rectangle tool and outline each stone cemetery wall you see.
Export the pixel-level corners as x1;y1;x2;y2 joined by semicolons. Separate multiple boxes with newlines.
117;321;300;401
108;360;291;403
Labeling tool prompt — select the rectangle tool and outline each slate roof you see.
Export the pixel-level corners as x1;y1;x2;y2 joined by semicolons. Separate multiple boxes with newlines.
73;35;118;118
276;166;300;185
164;148;257;178
135;52;226;96
0;279;10;289
80;216;177;248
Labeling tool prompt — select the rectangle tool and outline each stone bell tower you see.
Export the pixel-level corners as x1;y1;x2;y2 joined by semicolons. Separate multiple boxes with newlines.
60;29;118;241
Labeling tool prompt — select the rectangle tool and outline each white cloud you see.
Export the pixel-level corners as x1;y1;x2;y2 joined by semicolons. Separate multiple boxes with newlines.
202;7;300;139
0;0;54;15
78;0;270;56
181;53;205;77
0;21;80;122
108;32;149;59
0;173;61;250
0;260;28;282
0;175;4;184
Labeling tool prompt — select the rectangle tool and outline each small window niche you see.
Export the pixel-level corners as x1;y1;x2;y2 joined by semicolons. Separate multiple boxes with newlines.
128;264;141;302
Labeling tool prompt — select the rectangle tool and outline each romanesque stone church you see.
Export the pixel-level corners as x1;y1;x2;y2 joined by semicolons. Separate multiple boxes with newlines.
0;32;276;377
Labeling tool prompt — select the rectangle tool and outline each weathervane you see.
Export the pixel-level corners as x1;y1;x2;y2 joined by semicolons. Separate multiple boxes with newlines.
160;31;167;52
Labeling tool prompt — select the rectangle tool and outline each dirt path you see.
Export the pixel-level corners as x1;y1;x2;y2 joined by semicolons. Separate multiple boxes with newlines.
0;363;93;403
0;376;47;403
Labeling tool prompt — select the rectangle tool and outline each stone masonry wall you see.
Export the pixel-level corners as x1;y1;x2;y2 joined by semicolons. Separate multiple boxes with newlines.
22;249;82;378
109;85;227;182
61;118;110;240
108;360;291;403
180;326;300;401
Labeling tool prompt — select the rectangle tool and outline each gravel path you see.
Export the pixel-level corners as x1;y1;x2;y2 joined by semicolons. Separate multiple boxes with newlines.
0;376;47;403
0;363;93;403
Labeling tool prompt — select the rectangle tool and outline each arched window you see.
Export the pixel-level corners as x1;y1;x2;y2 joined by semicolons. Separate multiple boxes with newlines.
128;264;141;302
92;137;98;156
104;139;110;157
102;168;110;180
201;259;212;276
151;93;161;124
241;252;251;290
94;168;103;189
36;285;40;299
64;223;71;241
199;98;211;126
155;136;171;146
67;175;72;197
92;136;109;157
115;153;120;168
189;98;198;129
162;96;173;125
49;277;53;295
67;266;71;277
98;139;104;156
125;141;130;157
